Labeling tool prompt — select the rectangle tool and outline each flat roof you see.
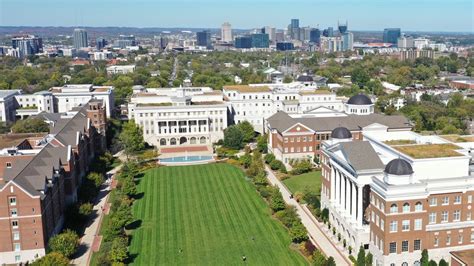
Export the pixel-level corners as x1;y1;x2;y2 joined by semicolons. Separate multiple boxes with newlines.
0;133;46;149
392;143;463;159
298;89;332;95
440;135;474;143
223;85;271;93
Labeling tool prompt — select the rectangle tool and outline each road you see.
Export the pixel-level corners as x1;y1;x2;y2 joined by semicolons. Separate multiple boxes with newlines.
71;153;124;266
168;56;178;86
265;166;351;266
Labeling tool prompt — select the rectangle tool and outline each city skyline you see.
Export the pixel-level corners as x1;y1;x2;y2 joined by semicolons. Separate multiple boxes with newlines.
0;0;473;32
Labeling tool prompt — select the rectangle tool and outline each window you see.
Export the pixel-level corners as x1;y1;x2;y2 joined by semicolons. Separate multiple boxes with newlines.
14;243;20;251
414;219;422;230
13;232;19;241
429;212;436;224
10;209;17;217
469;195;472;204
434;237;439;247
441;211;449;222
15;255;21;262
9;197;16;206
415;202;423;212
468;212;472;221
453;210;461;221
381;220;385;231
459;234;463;244
414;239;421;250
442;196;449;205
403;203;410;213
402;220;410;231
390;221;398;232
454;195;462;204
471;232;474;242
446;235;451;245
402;263;408;266
389;242;396;253
12;220;18;229
429;197;437;206
6;162;12;168
390;204;398;213
402;240;409;252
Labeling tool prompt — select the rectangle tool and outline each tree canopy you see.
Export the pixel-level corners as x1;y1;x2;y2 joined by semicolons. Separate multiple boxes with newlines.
11;117;49;133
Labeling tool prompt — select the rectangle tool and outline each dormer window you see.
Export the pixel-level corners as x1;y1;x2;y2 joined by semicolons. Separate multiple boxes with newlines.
6;162;12;168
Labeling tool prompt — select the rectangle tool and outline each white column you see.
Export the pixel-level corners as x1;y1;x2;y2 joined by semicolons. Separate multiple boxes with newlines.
351;182;357;223
357;185;363;227
346;178;351;217
331;168;336;202
341;175;346;211
337;172;342;206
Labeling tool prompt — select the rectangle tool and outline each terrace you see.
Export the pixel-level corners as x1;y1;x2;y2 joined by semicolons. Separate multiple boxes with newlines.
383;139;417;145
392;143;463;159
223;85;271;93
440;135;474;143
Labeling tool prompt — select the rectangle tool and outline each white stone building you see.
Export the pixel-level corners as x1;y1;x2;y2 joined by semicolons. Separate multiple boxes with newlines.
50;84;115;117
106;65;136;75
127;86;228;147
224;83;346;133
0;90;21;122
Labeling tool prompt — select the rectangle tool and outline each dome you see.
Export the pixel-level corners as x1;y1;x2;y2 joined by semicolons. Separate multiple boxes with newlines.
331;127;352;139
384;158;413;176
347;94;372;105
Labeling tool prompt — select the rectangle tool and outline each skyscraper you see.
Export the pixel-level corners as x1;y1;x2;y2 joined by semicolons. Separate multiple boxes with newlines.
235;36;252;49
290;19;300;40
338;21;348;34
11;35;43;58
96;37;107;50
221;22;232;43
322;27;334;37
196;30;212;48
383;28;401;44
73;28;88;49
342;32;354;51
262;26;276;44
291;19;299;29
309;29;321;44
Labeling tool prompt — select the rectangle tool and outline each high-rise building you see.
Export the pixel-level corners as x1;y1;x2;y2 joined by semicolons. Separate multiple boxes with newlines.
251;33;269;48
310;29;321;44
383;28;401;44
196;30;212;48
323;27;334;37
262;26;276;44
96;37;107;50
291;19;299;29
235;36;252;49
73;28;88;49
116;35;136;48
221;22;232;43
289;19;300;40
276;42;294;51
342;32;354;51
338;21;348;34
397;35;414;49
11;35;43;58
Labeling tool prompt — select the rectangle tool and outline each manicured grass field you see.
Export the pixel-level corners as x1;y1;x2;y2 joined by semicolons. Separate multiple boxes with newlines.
283;171;322;195
129;163;307;265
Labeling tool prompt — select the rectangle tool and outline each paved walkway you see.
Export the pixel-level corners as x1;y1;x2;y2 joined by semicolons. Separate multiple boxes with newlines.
265;166;351;266
71;153;124;266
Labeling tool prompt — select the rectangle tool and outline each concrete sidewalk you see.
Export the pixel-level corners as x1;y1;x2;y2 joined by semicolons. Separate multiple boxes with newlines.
265;166;351;266
71;154;124;266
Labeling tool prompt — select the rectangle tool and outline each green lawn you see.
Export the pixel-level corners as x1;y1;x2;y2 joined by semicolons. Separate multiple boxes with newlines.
283;171;322;195
129;163;307;265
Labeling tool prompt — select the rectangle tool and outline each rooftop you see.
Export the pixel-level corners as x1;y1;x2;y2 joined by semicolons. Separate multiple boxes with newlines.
451;249;474;265
0;133;46;149
298;89;332;95
392;143;463;159
383;139;417;145
440;135;474;143
223;85;271;93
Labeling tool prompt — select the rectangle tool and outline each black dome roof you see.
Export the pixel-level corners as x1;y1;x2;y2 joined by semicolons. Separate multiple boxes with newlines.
385;158;413;175
347;94;372;105
331;127;352;139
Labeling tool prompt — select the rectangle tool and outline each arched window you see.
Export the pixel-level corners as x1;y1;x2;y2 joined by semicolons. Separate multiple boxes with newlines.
200;136;206;144
179;137;187;145
414;261;421;266
402;262;408;266
170;138;177;145
403;203;410;213
190;137;196;144
159;138;166;146
415;202;423;212
390;204;398;213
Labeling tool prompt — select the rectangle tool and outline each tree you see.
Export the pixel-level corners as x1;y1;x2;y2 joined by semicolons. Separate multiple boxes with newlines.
283;75;293;83
87;172;104;188
312;250;326;266
365;252;373;266
237;121;255;143
11;118;49;133
351;67;370;87
438;259;448;266
270;189;286;212
48;229;79;258
356;246;366;266
223;125;244;149
428;260;437;266
289;222;309;243
264;153;275;164
121;175;137;196
79;203;93;216
109;236;129;263
256;134;268;153
119;120;145;156
326;256;336;266
421;249;429;266
239;153;252;168
31;252;69;266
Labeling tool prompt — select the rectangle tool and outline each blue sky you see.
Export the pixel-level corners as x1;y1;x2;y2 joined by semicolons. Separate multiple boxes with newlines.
1;0;473;32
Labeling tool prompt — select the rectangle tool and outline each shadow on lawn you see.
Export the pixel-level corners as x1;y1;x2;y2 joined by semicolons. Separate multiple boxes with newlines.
126;219;142;230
